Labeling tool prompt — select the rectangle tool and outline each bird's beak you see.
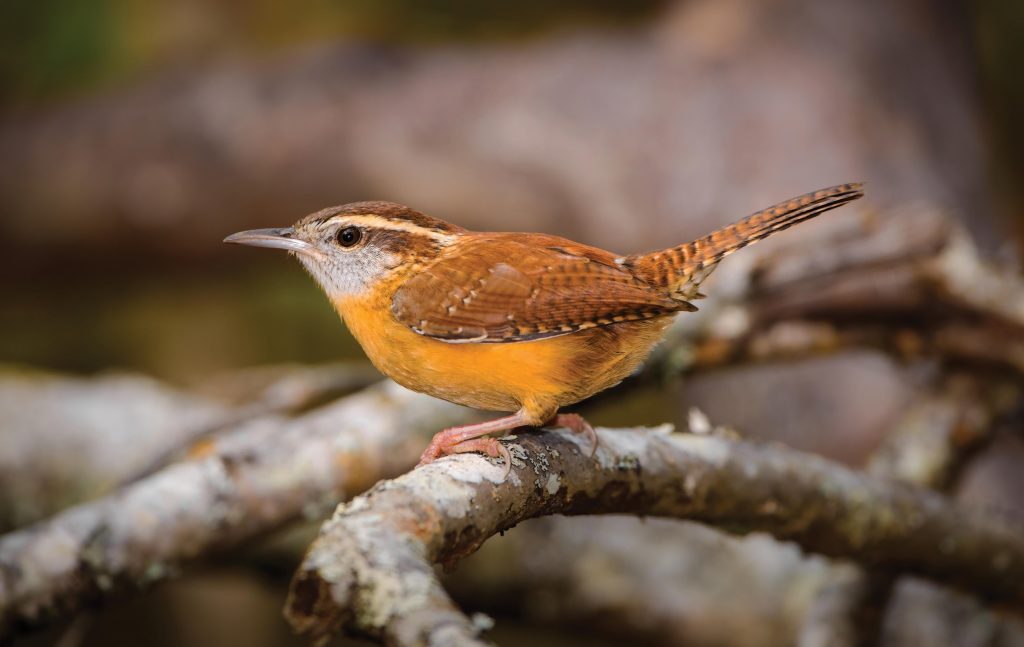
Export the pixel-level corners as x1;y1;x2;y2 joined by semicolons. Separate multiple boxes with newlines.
223;227;314;254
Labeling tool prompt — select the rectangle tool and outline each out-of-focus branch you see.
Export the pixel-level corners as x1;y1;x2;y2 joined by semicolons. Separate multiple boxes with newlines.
664;208;1024;379
284;426;1024;646
0;382;475;637
124;362;381;482
0;362;379;531
0;370;229;532
865;378;1013;488
797;376;1017;646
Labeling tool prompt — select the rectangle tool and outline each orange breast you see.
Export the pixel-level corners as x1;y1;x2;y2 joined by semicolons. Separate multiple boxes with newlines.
335;293;674;419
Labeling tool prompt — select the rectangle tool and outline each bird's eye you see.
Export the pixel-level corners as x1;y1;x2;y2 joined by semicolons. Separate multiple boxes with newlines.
336;226;362;248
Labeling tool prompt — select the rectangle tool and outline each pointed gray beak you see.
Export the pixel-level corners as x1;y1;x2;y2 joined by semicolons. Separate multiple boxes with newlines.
223;227;314;254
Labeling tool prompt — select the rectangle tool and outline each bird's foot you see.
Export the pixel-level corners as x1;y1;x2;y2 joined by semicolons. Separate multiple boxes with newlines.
417;412;528;477
415;410;593;477
548;413;598;457
418;433;513;478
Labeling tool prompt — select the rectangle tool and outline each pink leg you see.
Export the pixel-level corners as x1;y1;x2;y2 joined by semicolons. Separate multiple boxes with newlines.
547;413;598;457
418;410;531;473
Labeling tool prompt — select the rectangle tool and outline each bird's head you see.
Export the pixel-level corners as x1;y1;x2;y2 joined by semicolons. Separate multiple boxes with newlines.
224;201;462;302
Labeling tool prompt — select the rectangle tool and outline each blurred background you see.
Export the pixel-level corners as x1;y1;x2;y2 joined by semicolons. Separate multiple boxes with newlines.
2;0;1023;645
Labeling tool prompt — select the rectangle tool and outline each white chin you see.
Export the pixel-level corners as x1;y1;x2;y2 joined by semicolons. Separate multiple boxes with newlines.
298;256;367;299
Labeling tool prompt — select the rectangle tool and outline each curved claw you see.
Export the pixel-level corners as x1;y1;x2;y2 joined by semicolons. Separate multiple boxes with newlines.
550;413;598;457
417;436;445;467
417;435;513;477
417;416;520;476
451;437;513;478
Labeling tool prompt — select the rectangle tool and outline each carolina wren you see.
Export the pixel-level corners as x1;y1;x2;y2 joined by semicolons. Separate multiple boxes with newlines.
225;183;862;474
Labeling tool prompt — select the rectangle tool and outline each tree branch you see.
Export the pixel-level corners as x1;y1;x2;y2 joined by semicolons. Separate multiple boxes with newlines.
0;362;379;531
0;382;475;637
284;426;1024;645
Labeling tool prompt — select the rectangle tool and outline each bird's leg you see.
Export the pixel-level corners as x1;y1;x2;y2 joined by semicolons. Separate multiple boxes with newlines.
418;410;533;474
545;413;598;457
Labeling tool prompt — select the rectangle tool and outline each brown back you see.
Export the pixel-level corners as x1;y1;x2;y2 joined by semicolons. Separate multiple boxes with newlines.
390;184;863;343
391;235;689;343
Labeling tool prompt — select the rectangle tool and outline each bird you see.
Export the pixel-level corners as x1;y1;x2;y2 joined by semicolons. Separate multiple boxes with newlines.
225;183;863;475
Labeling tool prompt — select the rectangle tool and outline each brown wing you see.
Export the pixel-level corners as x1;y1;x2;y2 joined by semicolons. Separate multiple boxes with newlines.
391;235;690;343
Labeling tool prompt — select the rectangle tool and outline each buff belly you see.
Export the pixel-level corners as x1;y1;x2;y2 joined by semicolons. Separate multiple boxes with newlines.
338;296;674;416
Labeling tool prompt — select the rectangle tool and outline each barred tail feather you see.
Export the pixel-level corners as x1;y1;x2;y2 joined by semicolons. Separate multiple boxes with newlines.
624;183;863;300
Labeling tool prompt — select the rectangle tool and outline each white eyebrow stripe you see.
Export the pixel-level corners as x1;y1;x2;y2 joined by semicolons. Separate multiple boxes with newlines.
321;214;459;242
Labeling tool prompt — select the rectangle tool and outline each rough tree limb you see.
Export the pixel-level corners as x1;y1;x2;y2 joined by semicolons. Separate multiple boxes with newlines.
284;426;1024;646
0;382;475;637
437;384;1024;646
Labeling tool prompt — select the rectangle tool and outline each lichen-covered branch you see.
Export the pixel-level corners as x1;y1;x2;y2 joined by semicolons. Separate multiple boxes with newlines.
285;426;1024;645
0;382;475;637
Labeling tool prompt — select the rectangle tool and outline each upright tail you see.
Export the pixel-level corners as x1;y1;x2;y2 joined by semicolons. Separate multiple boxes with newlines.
622;183;864;301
